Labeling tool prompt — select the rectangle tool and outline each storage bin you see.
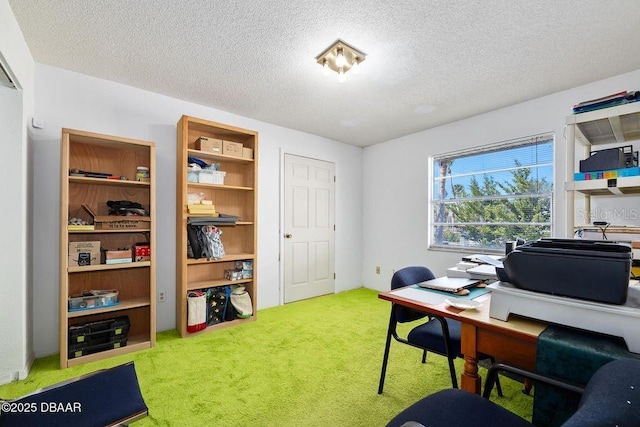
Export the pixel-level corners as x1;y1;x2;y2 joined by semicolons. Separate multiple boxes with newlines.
68;316;130;345
212;171;226;185
198;169;214;183
198;169;226;185
68;289;119;311
187;167;199;183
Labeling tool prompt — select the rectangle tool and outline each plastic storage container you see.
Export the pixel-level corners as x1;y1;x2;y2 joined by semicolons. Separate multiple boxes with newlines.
198;170;226;184
136;166;150;182
68;290;119;311
187;167;199;183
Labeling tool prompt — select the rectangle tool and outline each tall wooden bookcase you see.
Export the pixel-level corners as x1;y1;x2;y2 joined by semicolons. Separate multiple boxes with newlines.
176;116;258;337
59;128;156;368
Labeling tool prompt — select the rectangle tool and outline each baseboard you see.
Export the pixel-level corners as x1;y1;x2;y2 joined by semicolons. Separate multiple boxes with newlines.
19;352;34;380
0;353;34;385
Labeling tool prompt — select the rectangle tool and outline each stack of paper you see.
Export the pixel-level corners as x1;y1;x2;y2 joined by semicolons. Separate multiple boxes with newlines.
447;267;471;278
466;264;498;280
187;201;218;216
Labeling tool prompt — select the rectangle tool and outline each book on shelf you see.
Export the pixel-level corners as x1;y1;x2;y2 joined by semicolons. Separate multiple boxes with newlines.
574;91;629;108
187;203;217;216
187;212;220;217
68;224;95;231
573;91;640;114
187;206;216;212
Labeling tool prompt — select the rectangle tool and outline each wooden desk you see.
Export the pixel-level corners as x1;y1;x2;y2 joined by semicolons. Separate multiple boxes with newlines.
378;288;547;394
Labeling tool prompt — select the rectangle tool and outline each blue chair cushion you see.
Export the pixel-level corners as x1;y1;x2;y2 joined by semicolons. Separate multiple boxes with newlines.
386;388;532;427
563;358;640;427
407;317;462;357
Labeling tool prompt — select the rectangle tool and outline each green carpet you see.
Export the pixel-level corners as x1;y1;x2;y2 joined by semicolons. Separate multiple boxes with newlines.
0;288;533;426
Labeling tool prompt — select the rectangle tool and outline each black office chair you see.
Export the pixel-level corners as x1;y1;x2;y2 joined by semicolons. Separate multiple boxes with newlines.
0;362;148;427
378;266;501;396
386;358;640;427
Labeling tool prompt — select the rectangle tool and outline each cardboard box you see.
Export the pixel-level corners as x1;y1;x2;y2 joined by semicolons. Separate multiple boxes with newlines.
133;243;151;262
68;252;100;267
196;137;223;154
242;147;254;159
223;140;243;157
103;250;132;265
82;204;151;230
69;241;101;267
69;241;100;253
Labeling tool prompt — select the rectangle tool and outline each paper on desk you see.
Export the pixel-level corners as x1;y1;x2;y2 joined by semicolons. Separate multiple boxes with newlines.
466;264;498;279
391;287;448;305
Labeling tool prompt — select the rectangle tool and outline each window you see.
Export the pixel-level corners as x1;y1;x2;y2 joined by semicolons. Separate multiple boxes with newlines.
430;133;554;252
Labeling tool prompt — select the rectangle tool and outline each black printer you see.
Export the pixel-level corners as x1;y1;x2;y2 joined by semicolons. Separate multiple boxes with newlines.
501;238;632;305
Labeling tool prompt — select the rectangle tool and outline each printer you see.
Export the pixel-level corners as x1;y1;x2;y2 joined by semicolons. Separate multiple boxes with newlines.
490;238;640;353
500;238;632;305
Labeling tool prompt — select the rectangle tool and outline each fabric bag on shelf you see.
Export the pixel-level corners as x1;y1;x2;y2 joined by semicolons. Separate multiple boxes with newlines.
187;291;207;333
201;225;224;260
206;286;229;326
230;286;253;319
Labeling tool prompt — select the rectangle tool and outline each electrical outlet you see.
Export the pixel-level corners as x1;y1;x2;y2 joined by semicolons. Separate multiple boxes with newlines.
158;291;166;303
375;266;380;274
32;117;44;129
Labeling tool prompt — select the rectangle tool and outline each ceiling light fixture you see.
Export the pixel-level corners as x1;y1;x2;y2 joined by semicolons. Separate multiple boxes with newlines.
316;39;366;83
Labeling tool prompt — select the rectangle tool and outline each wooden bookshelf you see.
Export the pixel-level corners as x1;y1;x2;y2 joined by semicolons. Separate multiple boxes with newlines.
176;116;258;337
59;128;156;368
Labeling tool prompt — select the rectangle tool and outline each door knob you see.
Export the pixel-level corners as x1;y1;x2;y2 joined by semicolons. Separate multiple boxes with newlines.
285;233;292;238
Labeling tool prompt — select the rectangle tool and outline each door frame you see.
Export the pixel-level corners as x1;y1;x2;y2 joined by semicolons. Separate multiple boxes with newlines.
278;149;336;305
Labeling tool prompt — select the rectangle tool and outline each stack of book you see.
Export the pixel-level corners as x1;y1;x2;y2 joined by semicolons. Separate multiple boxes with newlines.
187;200;219;217
573;91;640;114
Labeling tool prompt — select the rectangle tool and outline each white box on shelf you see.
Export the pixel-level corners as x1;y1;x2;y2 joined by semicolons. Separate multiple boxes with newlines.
198;169;214;183
198;170;226;185
212;171;226;185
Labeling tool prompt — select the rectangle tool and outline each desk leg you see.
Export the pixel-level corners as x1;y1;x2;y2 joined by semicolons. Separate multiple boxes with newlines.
461;323;481;394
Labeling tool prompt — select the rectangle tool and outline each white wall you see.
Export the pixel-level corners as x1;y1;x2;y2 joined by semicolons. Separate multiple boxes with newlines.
7;0;639;363
31;64;363;357
362;68;640;291
0;0;35;383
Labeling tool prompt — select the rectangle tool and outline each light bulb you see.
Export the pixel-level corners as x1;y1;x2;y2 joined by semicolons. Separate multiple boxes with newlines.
322;60;330;77
352;58;360;74
337;68;346;83
335;48;346;68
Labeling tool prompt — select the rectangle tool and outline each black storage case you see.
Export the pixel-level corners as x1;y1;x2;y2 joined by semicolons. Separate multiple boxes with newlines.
68;336;128;359
502;238;631;305
68;316;130;358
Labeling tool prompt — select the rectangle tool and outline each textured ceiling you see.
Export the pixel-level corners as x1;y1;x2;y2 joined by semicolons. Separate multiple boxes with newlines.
8;0;640;147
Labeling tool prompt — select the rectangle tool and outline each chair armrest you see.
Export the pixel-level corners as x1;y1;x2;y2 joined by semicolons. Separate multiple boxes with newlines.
0;362;148;426
482;363;585;399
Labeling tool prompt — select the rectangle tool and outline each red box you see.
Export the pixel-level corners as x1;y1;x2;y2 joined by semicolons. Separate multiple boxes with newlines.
133;243;151;262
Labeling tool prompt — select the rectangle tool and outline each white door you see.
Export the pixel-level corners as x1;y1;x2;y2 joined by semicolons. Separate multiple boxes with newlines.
283;154;335;303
